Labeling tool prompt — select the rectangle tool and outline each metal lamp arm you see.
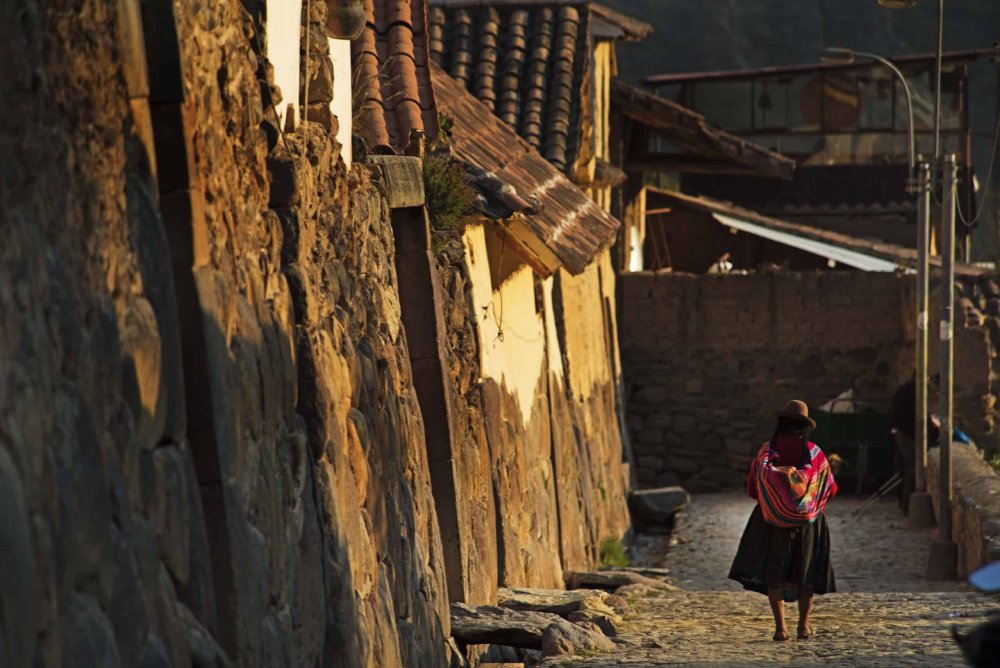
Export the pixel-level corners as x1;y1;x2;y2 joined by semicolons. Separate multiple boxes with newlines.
854;51;917;187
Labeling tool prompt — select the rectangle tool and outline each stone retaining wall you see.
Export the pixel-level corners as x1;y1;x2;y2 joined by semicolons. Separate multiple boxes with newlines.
1;1;633;665
927;443;1000;577
433;224;631;599
0;1;450;665
621;270;1000;492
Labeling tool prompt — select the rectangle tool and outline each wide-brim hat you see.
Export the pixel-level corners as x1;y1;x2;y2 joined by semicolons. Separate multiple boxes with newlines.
774;399;816;429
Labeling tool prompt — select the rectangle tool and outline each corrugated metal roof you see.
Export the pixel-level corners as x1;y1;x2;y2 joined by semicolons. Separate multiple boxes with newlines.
649;186;992;276
432;61;620;276
644;46;997;85
590;3;652;41
711;214;900;272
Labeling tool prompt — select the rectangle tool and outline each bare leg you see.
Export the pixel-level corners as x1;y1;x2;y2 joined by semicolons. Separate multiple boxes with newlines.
768;586;788;640
797;588;814;639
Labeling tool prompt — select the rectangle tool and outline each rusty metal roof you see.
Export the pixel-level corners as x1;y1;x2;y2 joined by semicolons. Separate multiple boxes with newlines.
647;186;991;276
644;46;998;85
590;3;652;41
352;0;439;152
611;80;796;180
432;61;620;276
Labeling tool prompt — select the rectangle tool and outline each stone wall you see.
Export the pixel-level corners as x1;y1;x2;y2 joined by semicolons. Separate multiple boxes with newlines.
432;229;500;605
955;276;1000;446
927;443;1000;576
621;270;1000;492
0;0;450;666
0;1;221;665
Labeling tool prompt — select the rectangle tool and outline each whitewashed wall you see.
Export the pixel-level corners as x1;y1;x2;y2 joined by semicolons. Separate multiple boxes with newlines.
329;38;353;167
266;0;301;129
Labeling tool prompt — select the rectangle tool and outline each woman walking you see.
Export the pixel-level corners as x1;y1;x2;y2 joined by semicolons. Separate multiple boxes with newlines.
728;400;839;641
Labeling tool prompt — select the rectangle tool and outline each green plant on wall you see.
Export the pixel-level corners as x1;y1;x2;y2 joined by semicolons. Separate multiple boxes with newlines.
423;113;474;232
599;537;629;568
987;409;1000;472
423;150;473;232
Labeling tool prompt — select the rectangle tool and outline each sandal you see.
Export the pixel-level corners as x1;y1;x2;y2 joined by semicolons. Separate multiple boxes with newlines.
773;629;790;642
797;626;813;640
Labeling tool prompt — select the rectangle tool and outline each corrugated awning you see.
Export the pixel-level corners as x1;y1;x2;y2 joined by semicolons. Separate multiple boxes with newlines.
648;186;994;277
711;213;901;272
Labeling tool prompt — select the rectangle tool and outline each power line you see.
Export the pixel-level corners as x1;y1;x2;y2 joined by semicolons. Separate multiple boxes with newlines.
957;108;1000;227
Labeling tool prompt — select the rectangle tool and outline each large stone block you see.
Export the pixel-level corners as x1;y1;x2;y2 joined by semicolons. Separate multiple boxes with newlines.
0;449;38;668
61;594;123;668
628;486;690;531
673;415;696;435
662;455;699;475
633;386;667;405
636;428;664;445
646;413;673;429
636;455;663;470
540;620;615;657
701;466;746;487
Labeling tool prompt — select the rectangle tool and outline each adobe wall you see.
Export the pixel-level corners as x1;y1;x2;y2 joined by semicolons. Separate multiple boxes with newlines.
429;223;631;598
0;1;449;666
551;251;633;568
620;270;1000;492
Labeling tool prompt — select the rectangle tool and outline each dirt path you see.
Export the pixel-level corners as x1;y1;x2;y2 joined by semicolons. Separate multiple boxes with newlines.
543;492;994;667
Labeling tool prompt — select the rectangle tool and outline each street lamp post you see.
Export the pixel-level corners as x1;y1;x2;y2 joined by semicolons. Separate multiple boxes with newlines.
820;47;935;528
875;0;958;580
820;49;915;180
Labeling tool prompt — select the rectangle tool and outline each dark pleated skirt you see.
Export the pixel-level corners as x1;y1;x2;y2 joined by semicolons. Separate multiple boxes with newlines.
728;504;836;602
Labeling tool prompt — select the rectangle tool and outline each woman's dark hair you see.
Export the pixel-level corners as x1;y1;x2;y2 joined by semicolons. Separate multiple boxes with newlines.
775;417;810;437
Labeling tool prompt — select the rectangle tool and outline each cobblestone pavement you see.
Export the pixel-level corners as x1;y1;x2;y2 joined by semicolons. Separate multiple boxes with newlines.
543;493;996;667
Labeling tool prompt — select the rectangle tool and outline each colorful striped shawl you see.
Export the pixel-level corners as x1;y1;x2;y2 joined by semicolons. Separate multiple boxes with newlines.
752;440;837;528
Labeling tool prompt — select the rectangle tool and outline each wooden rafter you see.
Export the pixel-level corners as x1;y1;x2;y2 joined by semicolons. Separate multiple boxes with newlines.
612;80;796;180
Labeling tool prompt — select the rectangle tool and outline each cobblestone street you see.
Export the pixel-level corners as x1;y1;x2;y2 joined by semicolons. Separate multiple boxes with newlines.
543;493;996;667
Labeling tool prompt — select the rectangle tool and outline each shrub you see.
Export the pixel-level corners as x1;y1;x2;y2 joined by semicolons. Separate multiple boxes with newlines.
423;151;473;232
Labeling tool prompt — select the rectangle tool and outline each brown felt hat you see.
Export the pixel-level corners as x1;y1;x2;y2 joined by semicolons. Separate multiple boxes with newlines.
774;399;816;429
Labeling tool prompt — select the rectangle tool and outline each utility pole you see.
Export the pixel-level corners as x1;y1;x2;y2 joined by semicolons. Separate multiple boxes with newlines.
910;161;935;528
993;36;1000;268
928;154;958;580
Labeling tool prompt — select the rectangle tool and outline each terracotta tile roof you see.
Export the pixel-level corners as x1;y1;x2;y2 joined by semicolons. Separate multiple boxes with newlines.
352;0;439;151
432;61;620;276
427;1;594;176
611;80;796;180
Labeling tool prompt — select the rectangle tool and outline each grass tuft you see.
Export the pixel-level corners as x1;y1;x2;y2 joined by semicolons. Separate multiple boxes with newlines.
423;151;473;233
599;537;629;568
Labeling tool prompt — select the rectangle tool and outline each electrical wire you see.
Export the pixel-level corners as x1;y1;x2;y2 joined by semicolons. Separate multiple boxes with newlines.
303;0;311;125
957;109;1000;227
491;226;506;342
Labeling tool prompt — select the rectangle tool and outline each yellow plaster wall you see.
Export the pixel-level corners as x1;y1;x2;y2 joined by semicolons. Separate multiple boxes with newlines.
556;251;616;401
463;224;548;421
591;40;614;212
542;277;564;380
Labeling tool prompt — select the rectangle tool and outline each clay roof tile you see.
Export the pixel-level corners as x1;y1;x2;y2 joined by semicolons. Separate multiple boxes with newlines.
428;1;592;177
433;61;619;276
352;0;439;152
